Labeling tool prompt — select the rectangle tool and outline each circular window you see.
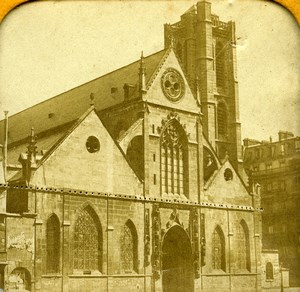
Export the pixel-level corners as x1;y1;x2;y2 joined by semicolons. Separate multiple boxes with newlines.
224;168;233;181
161;68;185;102
86;136;100;153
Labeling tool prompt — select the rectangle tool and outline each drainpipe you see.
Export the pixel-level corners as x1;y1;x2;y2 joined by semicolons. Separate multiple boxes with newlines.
3;111;8;182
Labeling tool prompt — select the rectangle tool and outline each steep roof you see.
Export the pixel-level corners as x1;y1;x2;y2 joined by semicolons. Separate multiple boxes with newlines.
0;49;167;146
7;121;75;165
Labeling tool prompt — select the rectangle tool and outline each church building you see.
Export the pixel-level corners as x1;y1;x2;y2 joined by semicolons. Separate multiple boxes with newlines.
0;1;267;291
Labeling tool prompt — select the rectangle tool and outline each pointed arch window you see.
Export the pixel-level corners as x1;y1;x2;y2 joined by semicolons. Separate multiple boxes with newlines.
212;226;226;271
266;262;274;280
217;102;228;136
120;220;138;273
216;42;225;87
161;120;188;195
73;207;102;272
237;220;251;271
46;214;60;273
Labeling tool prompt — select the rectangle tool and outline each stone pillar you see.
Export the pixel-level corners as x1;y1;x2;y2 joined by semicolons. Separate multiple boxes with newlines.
227;20;243;172
196;1;216;148
62;193;71;292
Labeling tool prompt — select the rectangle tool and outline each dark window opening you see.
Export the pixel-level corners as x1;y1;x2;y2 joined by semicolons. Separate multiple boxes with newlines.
217;102;228;137
266;262;274;280
126;135;144;179
86;136;100;153
216;42;225;88
6;188;28;214
203;147;218;183
111;87;118;94
224;168;233;181
46;214;60;273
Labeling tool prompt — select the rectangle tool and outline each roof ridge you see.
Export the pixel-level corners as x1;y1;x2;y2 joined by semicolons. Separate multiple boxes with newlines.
0;49;166;123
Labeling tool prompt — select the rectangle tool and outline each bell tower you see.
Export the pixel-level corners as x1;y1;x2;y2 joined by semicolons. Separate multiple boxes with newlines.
164;1;243;171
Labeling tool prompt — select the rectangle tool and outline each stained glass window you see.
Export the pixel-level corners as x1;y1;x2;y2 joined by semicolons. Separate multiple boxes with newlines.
121;220;138;273
73;207;102;272
46;214;60;273
161;121;187;195
237;220;251;271
212;226;225;271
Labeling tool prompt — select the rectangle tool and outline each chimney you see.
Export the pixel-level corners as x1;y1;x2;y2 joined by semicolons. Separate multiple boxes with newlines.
3;111;8;181
278;131;293;141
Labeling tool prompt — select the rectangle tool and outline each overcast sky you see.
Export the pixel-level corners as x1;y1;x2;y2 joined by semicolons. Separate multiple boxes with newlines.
0;0;299;141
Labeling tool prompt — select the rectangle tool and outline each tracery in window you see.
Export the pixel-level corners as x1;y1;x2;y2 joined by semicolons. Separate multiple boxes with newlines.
73;207;102;272
217;102;228;137
46;214;60;273
212;226;225;271
161;120;188;195
237;220;251;271
120;220;138;273
266;262;274;279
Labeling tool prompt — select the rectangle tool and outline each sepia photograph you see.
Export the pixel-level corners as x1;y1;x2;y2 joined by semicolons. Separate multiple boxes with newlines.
0;0;299;291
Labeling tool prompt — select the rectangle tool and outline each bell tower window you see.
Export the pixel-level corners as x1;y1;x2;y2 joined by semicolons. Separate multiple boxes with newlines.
217;102;228;137
216;42;225;88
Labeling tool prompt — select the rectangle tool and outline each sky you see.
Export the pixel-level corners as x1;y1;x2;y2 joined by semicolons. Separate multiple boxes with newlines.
0;0;299;141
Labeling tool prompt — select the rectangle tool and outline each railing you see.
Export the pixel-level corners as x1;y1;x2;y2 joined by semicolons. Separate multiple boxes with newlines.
211;14;228;29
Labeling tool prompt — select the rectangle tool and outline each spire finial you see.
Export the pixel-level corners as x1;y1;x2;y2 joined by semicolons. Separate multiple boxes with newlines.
27;126;37;168
195;76;201;105
139;50;147;95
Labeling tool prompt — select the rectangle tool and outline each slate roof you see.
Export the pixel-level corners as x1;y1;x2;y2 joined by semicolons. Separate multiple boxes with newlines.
7;122;75;165
0;49;167;147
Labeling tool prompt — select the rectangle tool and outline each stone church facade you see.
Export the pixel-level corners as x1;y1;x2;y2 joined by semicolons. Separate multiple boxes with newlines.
0;2;267;291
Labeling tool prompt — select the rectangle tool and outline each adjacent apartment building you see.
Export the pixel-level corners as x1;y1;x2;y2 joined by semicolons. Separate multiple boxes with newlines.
244;131;300;287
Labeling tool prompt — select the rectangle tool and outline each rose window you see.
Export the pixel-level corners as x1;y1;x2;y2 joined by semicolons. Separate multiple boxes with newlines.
161;68;185;102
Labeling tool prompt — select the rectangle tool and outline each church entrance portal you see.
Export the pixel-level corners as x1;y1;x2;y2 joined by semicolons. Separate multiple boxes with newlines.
162;225;194;292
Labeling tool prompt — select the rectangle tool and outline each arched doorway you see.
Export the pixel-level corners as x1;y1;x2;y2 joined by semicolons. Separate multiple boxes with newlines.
162;225;194;292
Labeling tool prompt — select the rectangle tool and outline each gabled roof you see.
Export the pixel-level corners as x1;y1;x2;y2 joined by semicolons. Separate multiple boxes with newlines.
7;121;76;165
7;106;144;184
0;49;167;146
